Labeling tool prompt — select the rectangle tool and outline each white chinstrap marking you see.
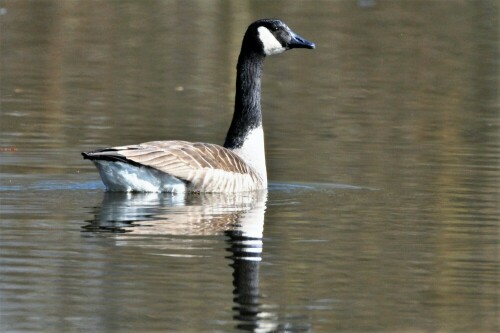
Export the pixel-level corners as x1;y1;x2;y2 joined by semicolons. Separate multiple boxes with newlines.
257;26;286;56
231;126;267;187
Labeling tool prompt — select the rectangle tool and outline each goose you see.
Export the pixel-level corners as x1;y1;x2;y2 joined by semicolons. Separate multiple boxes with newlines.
82;19;315;193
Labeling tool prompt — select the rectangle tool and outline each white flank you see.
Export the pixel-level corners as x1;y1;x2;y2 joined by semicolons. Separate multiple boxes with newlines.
257;26;286;56
231;126;267;188
93;160;186;193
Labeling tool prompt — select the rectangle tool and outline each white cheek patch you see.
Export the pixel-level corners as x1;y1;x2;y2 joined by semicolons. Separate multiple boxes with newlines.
257;26;286;55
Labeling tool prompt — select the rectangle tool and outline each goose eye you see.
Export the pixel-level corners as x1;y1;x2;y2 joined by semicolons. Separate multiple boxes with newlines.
271;25;279;32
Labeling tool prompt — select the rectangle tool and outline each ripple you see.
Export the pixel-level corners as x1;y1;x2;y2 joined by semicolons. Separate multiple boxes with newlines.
269;181;376;192
31;180;104;191
0;179;104;191
0;177;373;193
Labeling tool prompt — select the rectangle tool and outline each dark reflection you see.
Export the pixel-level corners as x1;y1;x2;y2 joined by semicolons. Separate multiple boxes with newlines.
227;231;311;332
83;190;309;332
225;226;268;332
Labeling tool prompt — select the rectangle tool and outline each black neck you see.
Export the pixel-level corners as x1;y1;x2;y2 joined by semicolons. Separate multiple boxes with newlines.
224;49;265;149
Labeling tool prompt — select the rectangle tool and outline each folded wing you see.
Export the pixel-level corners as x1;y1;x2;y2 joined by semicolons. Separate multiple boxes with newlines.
83;141;263;192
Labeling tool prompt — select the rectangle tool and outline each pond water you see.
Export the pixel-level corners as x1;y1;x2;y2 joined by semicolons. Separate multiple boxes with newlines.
1;1;498;332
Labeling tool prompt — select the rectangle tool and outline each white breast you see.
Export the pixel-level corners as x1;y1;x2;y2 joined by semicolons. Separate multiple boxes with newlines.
231;126;267;188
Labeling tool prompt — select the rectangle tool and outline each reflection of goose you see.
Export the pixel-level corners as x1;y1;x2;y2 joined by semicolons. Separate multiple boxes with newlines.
83;191;287;331
84;191;266;237
82;19;314;193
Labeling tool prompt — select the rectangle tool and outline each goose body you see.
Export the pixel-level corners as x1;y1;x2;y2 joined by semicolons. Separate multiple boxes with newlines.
82;19;314;193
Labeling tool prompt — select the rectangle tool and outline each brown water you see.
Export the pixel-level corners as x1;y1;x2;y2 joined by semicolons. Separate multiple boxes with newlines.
1;1;498;332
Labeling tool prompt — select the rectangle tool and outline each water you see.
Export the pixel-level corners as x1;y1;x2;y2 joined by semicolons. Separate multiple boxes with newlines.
1;1;498;332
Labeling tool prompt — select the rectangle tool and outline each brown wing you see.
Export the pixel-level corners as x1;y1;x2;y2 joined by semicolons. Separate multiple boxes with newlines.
84;140;263;192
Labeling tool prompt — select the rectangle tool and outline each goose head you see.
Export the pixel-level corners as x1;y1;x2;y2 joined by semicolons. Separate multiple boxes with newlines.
243;19;315;56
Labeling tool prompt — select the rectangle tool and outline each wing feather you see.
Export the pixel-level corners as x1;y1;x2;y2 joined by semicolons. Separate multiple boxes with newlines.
84;140;263;192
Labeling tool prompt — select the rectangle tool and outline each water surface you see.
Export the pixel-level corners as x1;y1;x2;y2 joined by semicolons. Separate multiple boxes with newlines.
1;1;498;332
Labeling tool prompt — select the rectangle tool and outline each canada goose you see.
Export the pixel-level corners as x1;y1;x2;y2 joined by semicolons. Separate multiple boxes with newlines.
82;19;315;193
